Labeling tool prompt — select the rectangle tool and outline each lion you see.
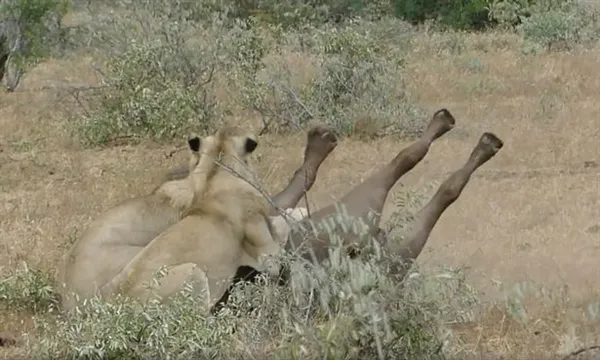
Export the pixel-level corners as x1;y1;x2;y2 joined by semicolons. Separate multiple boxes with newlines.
99;126;285;308
57;135;210;311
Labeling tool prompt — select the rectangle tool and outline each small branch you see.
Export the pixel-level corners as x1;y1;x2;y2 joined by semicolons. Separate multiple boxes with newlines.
206;154;309;233
302;169;312;219
207;155;284;217
70;91;90;118
91;63;107;79
274;83;312;131
163;146;187;159
36;83;109;92
561;345;600;360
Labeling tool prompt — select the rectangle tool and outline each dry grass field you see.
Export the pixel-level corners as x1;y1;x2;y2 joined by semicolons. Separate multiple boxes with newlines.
1;4;600;359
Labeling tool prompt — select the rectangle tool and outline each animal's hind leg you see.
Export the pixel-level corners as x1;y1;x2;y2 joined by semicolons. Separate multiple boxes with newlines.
389;132;504;276
154;263;211;307
284;109;456;265
296;109;456;245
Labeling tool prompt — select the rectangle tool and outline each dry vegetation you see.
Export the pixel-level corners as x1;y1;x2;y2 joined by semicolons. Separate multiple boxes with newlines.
1;0;600;359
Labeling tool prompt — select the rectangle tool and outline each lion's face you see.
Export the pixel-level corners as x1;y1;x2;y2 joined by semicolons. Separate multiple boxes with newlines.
188;127;258;171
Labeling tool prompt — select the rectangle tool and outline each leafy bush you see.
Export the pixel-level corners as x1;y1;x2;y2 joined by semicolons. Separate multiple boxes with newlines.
228;19;426;138
518;0;600;51
73;0;229;146
226;0;392;29
487;0;600;52
27;207;479;359
393;0;493;31
0;262;58;313
0;0;70;91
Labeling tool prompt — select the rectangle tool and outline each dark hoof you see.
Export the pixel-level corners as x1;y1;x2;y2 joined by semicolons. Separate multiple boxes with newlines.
480;132;504;154
427;108;456;140
433;108;456;127
306;125;338;159
468;132;504;167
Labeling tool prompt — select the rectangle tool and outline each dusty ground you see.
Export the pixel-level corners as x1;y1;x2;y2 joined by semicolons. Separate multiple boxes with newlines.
0;31;599;358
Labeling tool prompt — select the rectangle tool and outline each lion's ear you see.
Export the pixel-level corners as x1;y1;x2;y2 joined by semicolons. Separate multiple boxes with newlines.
188;136;201;152
244;137;258;154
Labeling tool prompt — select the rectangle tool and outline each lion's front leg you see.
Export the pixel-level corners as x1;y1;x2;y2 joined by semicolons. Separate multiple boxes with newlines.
242;214;282;278
153;263;211;307
101;260;211;306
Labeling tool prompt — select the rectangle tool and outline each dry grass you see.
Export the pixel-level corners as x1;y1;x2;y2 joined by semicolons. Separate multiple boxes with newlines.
1;18;600;359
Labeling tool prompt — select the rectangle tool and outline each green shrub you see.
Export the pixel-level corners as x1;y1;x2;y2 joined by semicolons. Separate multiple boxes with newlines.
73;0;229;146
518;0;600;51
27;205;479;359
393;0;493;31
229;19;426;138
0;262;58;313
488;0;600;52
230;0;392;29
77;41;221;146
0;0;70;91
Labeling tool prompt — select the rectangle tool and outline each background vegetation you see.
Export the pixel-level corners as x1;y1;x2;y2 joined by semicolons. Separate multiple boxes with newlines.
1;0;599;358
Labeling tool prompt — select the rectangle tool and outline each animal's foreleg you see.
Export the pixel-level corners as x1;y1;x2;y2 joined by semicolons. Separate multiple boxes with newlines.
270;126;338;214
389;132;504;276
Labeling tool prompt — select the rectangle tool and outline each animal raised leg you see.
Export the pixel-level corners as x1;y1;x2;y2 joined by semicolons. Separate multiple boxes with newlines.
285;109;456;263
270;126;338;213
388;132;504;275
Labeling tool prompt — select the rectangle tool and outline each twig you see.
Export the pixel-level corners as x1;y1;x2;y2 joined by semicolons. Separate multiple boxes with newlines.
302;168;312;219
90;63;107;78
32;83;109;92
70;90;90;118
207;154;293;224
274;83;312;131
163;146;187;159
561;345;600;360
105;135;137;145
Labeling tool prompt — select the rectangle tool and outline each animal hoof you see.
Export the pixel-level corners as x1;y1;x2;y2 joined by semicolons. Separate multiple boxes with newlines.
306;125;338;158
427;108;456;139
479;132;504;153
467;132;504;167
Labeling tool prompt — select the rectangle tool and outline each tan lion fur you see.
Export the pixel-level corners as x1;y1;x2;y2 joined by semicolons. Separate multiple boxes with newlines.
57;134;216;311
99;127;283;308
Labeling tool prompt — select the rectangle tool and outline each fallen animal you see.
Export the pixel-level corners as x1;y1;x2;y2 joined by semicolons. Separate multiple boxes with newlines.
283;109;504;281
